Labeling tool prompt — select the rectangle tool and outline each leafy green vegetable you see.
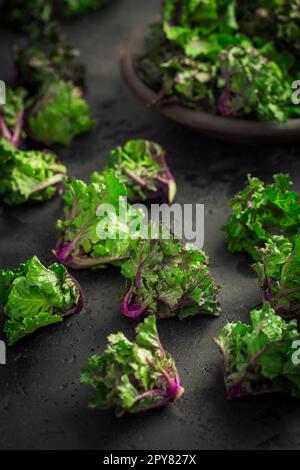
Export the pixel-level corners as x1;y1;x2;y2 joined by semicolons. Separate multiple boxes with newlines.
81;315;184;416
159;55;217;111
237;0;300;57
92;139;177;203
0;138;67;206
138;0;300;122
163;0;238;57
27;80;94;146
0;0;112;28
138;23;180;92
0;87;27;148
215;302;300;399
55;171;144;269
62;0;111;17
0;0;52;31
277;0;300;57
218;46;291;122
0;256;83;346
120;236;221;321
14;22;85;92
221;173;300;260
253;235;300;321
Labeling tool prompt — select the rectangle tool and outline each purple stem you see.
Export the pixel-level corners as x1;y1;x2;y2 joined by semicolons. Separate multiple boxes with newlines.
70;254;129;268
170;0;184;26
11;111;24;148
0;112;24;148
226;346;270;400
124;168;148;187
262;281;300;319
120;260;151;320
157;154;177;203
55;231;86;264
156;175;170;185
55;242;129;269
59;274;84;316
120;287;149;321
227;380;280;400
215;337;271;400
29;173;66;195
159;365;183;399
158;154;173;181
273;287;300;300
276;304;300;318
124;153;176;204
132;375;184;411
0;117;13;143
218;83;233;117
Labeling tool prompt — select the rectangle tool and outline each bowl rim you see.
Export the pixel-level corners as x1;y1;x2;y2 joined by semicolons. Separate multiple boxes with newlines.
120;19;300;141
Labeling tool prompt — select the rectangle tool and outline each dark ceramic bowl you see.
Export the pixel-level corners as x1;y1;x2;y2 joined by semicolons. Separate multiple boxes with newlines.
120;20;300;144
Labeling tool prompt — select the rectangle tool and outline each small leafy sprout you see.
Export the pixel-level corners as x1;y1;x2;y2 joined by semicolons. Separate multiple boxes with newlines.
14;22;85;92
253;235;300;321
81;315;184;416
0;0;113;28
120;235;221;321
0;256;83;346
0;138;67;206
55;171;144;269
163;0;238;57
138;0;299;122
215;303;300;400
218;46;291;122
138;22;179;92
237;0;300;57
221;173;300;260
27;80;94;146
0;87;27;148
92;139;177;204
0;0;52;32
159;56;217;111
62;0;112;17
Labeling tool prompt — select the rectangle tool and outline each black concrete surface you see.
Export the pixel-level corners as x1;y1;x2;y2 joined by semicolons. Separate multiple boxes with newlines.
1;0;300;450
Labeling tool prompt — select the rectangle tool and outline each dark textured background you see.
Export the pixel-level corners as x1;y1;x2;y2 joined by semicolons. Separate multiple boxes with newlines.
1;0;300;451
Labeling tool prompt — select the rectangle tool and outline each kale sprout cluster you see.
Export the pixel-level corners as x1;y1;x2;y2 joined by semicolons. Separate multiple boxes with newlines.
138;0;300;122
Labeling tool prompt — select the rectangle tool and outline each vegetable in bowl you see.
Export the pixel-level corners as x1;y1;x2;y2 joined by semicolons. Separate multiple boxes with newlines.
138;0;300;123
237;0;300;58
218;46;293;122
